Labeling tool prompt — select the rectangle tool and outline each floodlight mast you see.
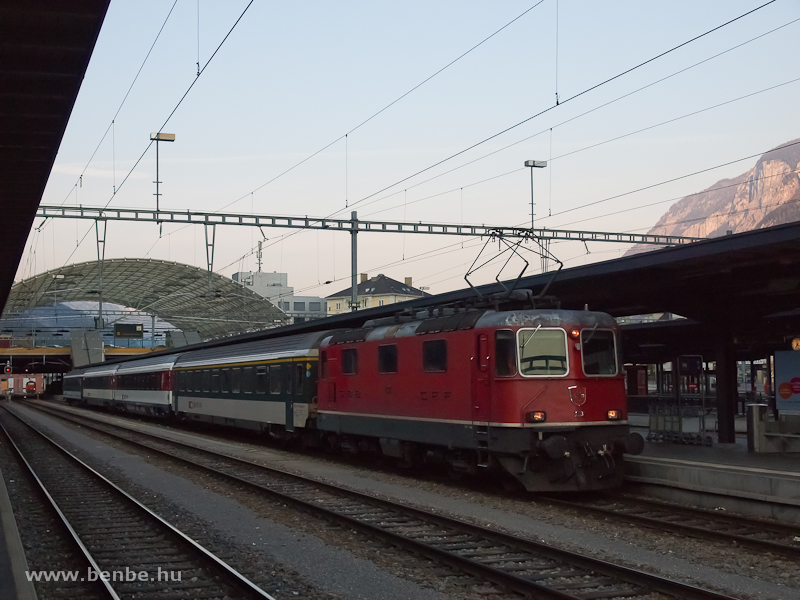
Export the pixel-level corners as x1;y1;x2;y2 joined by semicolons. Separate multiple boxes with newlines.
524;160;547;231
150;132;176;213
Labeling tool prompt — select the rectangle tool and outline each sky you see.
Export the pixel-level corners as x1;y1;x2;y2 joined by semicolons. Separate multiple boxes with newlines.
17;0;800;302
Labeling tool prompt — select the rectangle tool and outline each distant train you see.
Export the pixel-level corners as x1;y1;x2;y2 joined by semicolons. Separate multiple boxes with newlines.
63;307;643;492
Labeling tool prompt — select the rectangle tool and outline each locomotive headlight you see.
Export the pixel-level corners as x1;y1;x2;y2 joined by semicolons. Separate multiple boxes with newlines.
607;410;621;420
569;328;580;338
527;411;547;423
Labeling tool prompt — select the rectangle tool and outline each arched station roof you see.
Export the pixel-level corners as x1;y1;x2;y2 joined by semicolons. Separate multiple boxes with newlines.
5;259;289;340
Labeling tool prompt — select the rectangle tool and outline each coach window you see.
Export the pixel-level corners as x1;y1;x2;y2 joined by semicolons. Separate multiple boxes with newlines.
378;345;398;374
269;365;281;394
220;369;230;393
256;366;267;394
422;340;447;372
495;330;517;377
231;368;242;394
581;329;618;376
211;369;220;393
243;366;254;394
517;328;568;377
202;370;211;392
295;364;305;395
342;349;358;375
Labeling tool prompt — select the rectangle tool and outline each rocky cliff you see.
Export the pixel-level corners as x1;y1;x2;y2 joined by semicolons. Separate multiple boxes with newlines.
625;138;800;254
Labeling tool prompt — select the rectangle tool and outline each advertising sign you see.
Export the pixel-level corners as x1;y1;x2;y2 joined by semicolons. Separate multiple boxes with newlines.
774;350;800;412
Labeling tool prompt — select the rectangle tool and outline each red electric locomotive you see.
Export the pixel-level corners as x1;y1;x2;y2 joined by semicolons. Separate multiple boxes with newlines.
317;307;643;492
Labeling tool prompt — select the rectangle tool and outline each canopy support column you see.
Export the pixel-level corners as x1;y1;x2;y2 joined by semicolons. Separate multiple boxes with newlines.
204;223;216;291
95;219;107;329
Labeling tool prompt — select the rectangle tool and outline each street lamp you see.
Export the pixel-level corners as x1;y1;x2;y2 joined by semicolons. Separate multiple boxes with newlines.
524;160;547;231
150;132;176;212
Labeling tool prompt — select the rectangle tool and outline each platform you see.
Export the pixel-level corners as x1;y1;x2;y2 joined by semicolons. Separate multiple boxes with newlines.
0;465;37;599
625;425;800;523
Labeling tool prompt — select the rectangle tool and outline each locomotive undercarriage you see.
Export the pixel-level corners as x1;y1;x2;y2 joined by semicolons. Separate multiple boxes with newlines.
316;420;644;492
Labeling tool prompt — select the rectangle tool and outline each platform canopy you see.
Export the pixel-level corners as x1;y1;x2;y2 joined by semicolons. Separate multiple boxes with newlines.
4;259;289;340
0;1;110;313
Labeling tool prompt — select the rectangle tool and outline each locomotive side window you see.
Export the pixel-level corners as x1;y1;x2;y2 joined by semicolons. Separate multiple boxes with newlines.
517;328;568;377
342;349;358;375
256;366;267;394
269;365;282;394
495;330;517;377
423;340;447;372
320;351;328;378
581;329;618;375
378;345;398;374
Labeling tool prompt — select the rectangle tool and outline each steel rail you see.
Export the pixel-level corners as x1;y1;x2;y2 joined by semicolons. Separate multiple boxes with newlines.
0;416;120;600
1;406;275;600
544;494;800;558
29;402;739;600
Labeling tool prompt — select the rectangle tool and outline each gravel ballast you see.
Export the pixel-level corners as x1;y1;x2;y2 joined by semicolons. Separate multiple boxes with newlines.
22;401;800;600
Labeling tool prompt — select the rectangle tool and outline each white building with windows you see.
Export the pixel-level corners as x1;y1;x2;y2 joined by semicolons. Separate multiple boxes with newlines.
232;271;326;323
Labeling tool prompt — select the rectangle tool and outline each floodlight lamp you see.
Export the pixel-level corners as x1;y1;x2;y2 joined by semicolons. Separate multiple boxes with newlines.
150;132;176;142
524;160;547;168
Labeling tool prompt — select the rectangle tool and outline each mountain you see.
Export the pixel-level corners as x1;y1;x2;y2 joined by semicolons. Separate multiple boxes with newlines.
625;138;800;255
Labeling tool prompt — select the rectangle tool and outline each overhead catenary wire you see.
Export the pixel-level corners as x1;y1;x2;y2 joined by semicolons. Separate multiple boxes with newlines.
214;1;547;213
342;15;800;218
214;11;796;275
56;1;255;270
540;138;800;221
334;0;778;216
554;164;800;230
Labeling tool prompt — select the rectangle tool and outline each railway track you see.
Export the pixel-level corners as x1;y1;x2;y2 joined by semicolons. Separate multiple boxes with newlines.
22;401;740;600
544;493;800;559
0;406;274;600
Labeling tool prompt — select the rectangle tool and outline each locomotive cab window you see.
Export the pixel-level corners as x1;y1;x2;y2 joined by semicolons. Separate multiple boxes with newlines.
581;329;618;375
423;340;447;373
517;328;568;377
378;345;398;374
495;330;517;377
342;349;358;375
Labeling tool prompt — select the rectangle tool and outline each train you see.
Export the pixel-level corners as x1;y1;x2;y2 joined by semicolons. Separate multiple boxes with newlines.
62;306;644;492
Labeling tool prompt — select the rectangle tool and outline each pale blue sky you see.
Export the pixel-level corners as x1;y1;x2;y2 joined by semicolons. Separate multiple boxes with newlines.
19;0;800;298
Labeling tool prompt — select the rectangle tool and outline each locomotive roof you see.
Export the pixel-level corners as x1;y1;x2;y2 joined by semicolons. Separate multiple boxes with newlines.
325;309;618;345
174;329;333;369
474;309;619;330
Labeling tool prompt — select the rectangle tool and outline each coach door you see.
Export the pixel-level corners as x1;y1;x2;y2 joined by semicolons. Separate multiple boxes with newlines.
284;364;295;432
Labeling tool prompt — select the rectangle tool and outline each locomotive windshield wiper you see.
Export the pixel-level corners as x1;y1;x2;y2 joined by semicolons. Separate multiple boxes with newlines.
521;324;542;350
583;323;598;345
